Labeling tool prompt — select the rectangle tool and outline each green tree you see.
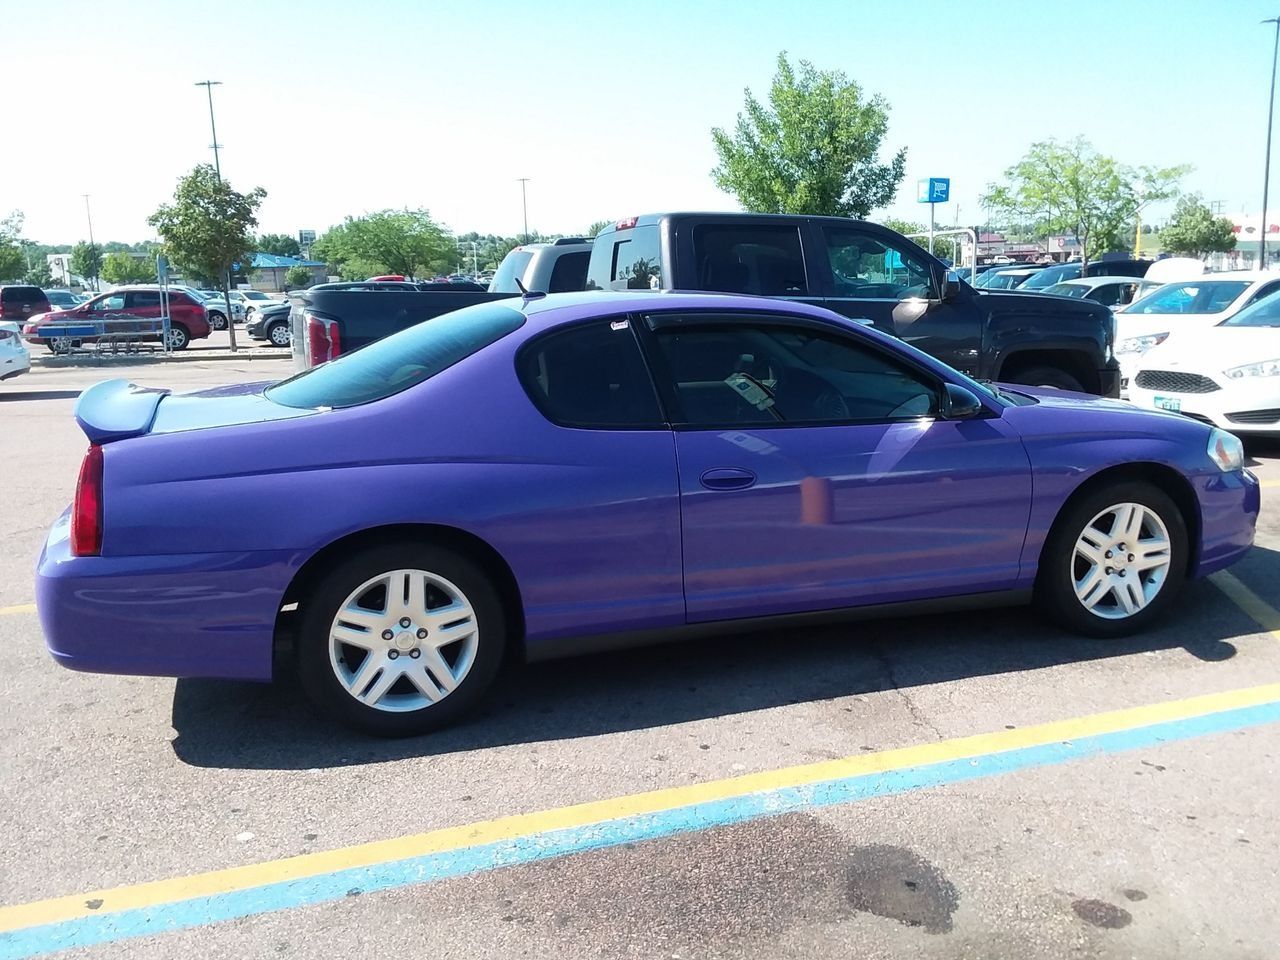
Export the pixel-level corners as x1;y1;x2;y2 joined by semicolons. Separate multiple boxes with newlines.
0;211;26;281
284;265;312;289
312;209;452;279
257;232;301;258
23;260;55;287
101;251;158;285
587;220;611;238
70;241;103;288
711;52;906;218
1160;195;1237;259
982;138;1187;268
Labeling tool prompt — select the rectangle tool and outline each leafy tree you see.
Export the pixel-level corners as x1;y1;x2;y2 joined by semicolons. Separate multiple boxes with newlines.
711;52;906;218
284;265;312;289
312;209;452;279
24;260;56;287
257;232;301;258
587;220;611;238
1161;195;1237;259
70;241;103;288
101;251;158;285
0;211;26;281
982;138;1187;268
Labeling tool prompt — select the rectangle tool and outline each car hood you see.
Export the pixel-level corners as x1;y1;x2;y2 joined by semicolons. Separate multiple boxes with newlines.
979;289;1109;316
1139;326;1280;372
1114;312;1226;340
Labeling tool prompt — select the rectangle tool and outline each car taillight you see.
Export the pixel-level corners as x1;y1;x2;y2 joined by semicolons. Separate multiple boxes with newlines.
614;217;638;230
306;312;341;365
71;444;104;557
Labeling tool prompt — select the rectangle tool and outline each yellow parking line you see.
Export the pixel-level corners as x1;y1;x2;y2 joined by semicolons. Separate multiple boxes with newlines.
0;603;36;617
1212;571;1280;639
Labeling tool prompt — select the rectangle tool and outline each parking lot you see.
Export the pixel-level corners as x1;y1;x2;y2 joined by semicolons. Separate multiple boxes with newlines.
2;359;1280;959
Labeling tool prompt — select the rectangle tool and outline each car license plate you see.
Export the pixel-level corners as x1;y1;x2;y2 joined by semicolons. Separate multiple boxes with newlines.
1154;396;1181;412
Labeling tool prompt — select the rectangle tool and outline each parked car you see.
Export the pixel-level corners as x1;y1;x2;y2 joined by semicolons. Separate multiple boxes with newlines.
0;285;53;326
586;213;1121;395
1041;276;1164;309
1128;291;1280;435
1020;258;1154;291
1112;272;1280;394
194;289;245;329
246;302;292;347
231;289;286;320
489;239;593;294
35;292;1258;735
0;321;30;382
972;266;1043;289
22;286;210;351
42;289;86;311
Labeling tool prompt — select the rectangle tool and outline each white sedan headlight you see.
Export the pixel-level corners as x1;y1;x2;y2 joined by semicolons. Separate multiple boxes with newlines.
1116;333;1168;355
1224;358;1280;379
1207;428;1244;472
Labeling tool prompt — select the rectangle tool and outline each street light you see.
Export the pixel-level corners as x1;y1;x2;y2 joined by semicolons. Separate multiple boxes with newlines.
1261;18;1280;269
517;178;531;243
193;80;237;351
82;194;97;291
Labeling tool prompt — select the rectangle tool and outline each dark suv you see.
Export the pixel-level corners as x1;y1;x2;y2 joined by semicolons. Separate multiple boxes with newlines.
0;285;53;326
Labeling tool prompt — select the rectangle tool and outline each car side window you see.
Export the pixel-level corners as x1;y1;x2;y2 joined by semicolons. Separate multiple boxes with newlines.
90;294;126;312
824;228;934;301
1091;284;1122;307
1246;281;1280;306
127;291;162;309
518;320;665;429
691;225;809;296
651;317;940;428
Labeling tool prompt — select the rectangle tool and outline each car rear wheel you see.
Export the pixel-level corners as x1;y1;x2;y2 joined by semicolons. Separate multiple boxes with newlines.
208;311;228;331
297;544;506;736
164;325;190;351
267;321;291;347
1007;366;1085;392
1036;482;1186;638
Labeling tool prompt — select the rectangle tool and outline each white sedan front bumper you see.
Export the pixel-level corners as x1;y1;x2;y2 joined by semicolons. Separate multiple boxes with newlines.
1128;366;1280;435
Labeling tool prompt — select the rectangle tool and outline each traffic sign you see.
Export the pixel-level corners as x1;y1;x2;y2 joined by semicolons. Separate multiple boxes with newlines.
917;177;951;204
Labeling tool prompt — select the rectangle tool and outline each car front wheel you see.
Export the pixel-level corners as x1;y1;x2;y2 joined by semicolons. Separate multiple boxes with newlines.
297;544;506;736
1036;482;1187;638
208;311;228;331
267;321;291;347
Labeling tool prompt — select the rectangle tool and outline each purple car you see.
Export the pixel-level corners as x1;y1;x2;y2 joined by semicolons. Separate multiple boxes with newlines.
37;292;1259;736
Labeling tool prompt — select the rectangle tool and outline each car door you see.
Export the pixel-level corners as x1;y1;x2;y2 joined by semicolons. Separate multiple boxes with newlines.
641;311;1033;622
815;225;985;378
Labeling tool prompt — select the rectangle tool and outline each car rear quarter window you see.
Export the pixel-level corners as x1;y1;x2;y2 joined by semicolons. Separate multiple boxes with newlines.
266;302;525;409
586;225;662;292
547;251;589;293
518;319;664;428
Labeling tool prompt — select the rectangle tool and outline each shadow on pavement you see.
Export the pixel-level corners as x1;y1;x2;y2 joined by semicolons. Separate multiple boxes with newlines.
171;541;1280;770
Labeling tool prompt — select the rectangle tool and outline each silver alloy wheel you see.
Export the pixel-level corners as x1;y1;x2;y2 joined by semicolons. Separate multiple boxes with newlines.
328;568;479;712
1072;502;1172;620
165;327;188;350
210;312;227;330
268;323;291;346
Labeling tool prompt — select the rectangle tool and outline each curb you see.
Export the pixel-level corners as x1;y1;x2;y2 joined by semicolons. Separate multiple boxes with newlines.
34;350;291;368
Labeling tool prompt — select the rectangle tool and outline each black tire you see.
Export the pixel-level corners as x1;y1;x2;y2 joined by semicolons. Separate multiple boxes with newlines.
1035;481;1187;639
1006;366;1085;392
267;321;291;347
165;324;190;351
209;311;228;331
296;543;507;737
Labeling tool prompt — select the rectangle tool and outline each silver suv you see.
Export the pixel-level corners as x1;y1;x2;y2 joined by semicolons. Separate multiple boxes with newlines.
489;239;592;294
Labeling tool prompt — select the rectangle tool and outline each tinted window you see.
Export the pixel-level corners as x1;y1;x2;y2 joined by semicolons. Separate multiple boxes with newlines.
128;291;162;308
519;320;662;428
1245;281;1280;306
692;225;807;296
267;303;525;409
547;251;589;293
0;286;45;304
1042;282;1090;299
169;292;197;306
1127;281;1249;315
1222;294;1280;327
1089;283;1125;307
652;318;939;427
824;229;933;300
490;250;534;292
1021;263;1079;289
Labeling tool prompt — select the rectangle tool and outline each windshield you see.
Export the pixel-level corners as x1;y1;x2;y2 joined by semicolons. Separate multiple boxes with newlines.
1021;264;1079;289
490;250;534;292
266;302;526;409
1220;291;1280;327
1125;281;1249;315
242;290;271;301
982;271;1032;290
1042;282;1090;299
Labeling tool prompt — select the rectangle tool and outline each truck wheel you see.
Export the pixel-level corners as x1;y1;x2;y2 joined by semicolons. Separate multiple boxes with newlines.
1007;366;1084;392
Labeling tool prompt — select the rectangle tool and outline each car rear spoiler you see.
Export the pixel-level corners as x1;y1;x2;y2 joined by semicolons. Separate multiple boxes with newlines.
74;379;170;444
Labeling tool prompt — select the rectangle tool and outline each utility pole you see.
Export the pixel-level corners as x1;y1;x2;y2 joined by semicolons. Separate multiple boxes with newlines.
195;80;237;351
82;194;97;291
517;178;531;243
1261;18;1280;270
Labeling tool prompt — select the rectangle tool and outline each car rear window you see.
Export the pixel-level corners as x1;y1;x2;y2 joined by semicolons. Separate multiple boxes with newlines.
0;286;47;305
266;302;525;409
586;225;662;291
548;251;589;293
490;250;534;292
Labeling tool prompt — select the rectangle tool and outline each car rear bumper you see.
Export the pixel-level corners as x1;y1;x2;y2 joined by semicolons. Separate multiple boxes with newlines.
36;509;295;681
1193;469;1260;577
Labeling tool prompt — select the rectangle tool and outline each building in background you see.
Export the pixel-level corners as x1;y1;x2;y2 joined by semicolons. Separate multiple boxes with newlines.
248;253;326;291
1221;213;1280;270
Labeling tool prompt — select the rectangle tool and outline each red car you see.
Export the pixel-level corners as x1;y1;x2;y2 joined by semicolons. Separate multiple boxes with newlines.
23;287;210;351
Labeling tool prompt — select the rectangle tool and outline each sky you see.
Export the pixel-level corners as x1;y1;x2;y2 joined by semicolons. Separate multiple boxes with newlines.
3;0;1277;246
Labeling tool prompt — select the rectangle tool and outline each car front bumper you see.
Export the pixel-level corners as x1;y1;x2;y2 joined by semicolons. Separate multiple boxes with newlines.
1193;468;1260;577
1129;375;1280;435
36;509;295;681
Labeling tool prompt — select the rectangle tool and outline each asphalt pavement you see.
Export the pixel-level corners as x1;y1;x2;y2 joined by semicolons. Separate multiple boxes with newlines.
2;358;1279;960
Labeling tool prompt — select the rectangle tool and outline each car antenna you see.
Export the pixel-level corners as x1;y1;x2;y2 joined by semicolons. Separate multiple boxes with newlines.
514;277;545;301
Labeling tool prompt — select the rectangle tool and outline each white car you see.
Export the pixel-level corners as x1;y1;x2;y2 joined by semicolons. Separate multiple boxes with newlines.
193;289;246;329
1128;293;1280;437
1113;271;1280;395
1041;276;1164;310
230;289;286;320
0;321;31;383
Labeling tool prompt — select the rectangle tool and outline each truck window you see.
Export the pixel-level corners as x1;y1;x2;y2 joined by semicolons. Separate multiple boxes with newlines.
691;225;809;296
587;225;662;291
824;228;935;300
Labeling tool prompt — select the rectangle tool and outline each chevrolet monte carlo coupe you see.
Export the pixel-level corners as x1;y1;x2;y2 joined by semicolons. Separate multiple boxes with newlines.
37;292;1259;736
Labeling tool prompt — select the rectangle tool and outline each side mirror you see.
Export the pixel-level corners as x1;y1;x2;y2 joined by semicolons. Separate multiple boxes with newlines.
941;382;984;420
942;276;963;301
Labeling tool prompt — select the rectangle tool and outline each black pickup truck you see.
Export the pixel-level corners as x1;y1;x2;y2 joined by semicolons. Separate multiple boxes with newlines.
586;213;1120;396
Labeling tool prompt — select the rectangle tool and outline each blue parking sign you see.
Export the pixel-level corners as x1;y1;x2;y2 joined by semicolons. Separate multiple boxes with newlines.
917;177;950;203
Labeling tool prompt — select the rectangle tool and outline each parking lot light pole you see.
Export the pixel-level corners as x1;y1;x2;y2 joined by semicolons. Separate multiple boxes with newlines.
1262;18;1280;270
82;194;97;291
195;80;237;351
517;178;531;243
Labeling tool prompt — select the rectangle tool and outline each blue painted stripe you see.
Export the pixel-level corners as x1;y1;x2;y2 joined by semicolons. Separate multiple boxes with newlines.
4;698;1279;959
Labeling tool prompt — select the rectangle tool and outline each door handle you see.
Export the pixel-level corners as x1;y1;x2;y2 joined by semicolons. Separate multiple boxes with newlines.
699;467;757;491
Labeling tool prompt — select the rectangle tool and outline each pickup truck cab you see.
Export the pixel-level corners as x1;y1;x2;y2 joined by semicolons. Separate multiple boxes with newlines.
586;213;1120;395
